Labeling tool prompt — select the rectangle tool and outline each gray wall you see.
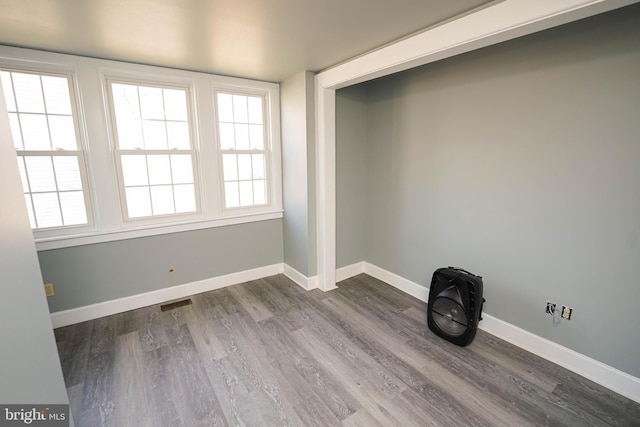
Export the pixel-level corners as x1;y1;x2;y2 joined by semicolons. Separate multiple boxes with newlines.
337;5;640;377
281;71;317;277
336;84;367;268
39;220;283;312
0;85;70;405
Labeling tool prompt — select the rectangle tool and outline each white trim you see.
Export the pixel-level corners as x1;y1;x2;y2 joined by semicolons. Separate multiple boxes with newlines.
283;263;318;291
360;262;640;404
50;263;283;328
336;262;365;282
315;0;638;309
318;0;637;90
363;263;429;302
315;86;337;292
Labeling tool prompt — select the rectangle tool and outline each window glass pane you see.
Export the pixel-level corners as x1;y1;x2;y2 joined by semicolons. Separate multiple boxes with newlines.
53;157;82;191
239;181;253;206
249;124;264;150
112;83;140;118
237;154;252;180
253;180;266;205
142;120;167;149
232;95;248;123
166;121;190;149
247;96;263;124
12;73;45;113
115;117;144;149
24;194;36;228
224;182;239;208
219;123;235;150
49;115;77;150
252;154;265;179
222;154;237;181
217;93;233;122
1;71;17;111
8;113;23;150
147;155;171;185
20;113;50;150
32;192;62;228
170;154;193;184
163;89;187;121
25;156;56;192
59;191;87;225
42;75;72;115
16;157;29;192
121;155;148;186
125;187;152;218
174;184;196;213
150;185;174;215
139;86;164;119
234;124;249;149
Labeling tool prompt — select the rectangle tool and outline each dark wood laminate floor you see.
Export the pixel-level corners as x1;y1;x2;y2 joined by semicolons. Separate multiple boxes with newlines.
55;274;640;426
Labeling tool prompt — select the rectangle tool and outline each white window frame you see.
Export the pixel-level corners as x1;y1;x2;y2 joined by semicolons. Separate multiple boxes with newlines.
0;46;282;251
103;74;203;226
0;60;96;240
213;87;275;216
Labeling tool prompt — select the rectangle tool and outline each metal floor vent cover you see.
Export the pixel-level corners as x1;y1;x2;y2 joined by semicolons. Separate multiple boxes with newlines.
160;298;193;311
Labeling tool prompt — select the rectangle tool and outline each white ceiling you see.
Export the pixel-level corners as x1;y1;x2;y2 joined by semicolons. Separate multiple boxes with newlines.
0;0;494;82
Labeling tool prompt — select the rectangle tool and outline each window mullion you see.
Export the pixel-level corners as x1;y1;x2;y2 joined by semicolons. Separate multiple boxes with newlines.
17;154;37;229
48;155;64;226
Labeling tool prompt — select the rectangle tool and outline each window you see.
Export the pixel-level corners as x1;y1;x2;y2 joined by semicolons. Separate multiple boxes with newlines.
106;80;199;221
0;69;91;232
215;92;269;209
0;46;282;249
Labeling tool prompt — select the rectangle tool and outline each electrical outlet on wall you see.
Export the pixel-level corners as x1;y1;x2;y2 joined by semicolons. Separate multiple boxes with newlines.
546;302;556;315
562;306;572;320
44;283;55;297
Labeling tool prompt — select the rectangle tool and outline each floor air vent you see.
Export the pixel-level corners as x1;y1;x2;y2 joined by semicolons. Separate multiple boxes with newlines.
160;298;192;311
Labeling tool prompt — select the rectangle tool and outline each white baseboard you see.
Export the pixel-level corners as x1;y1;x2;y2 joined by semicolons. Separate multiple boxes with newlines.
363;262;430;302
283;264;318;290
336;261;365;282
50;263;283;328
352;262;640;404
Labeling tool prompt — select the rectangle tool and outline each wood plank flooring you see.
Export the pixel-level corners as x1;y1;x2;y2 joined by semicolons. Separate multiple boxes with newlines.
55;274;640;426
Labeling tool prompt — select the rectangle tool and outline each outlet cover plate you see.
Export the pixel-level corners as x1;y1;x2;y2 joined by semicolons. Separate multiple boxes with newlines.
44;283;55;297
546;302;556;315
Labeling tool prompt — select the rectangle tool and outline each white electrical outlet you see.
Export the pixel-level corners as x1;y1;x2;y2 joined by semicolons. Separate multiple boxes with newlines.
562;306;572;320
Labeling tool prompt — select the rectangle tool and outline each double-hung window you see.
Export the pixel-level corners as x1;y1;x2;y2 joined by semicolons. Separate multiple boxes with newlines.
215;91;269;210
105;79;199;222
0;68;92;235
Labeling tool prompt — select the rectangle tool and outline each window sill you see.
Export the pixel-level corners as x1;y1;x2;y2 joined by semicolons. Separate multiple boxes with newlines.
35;211;283;251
